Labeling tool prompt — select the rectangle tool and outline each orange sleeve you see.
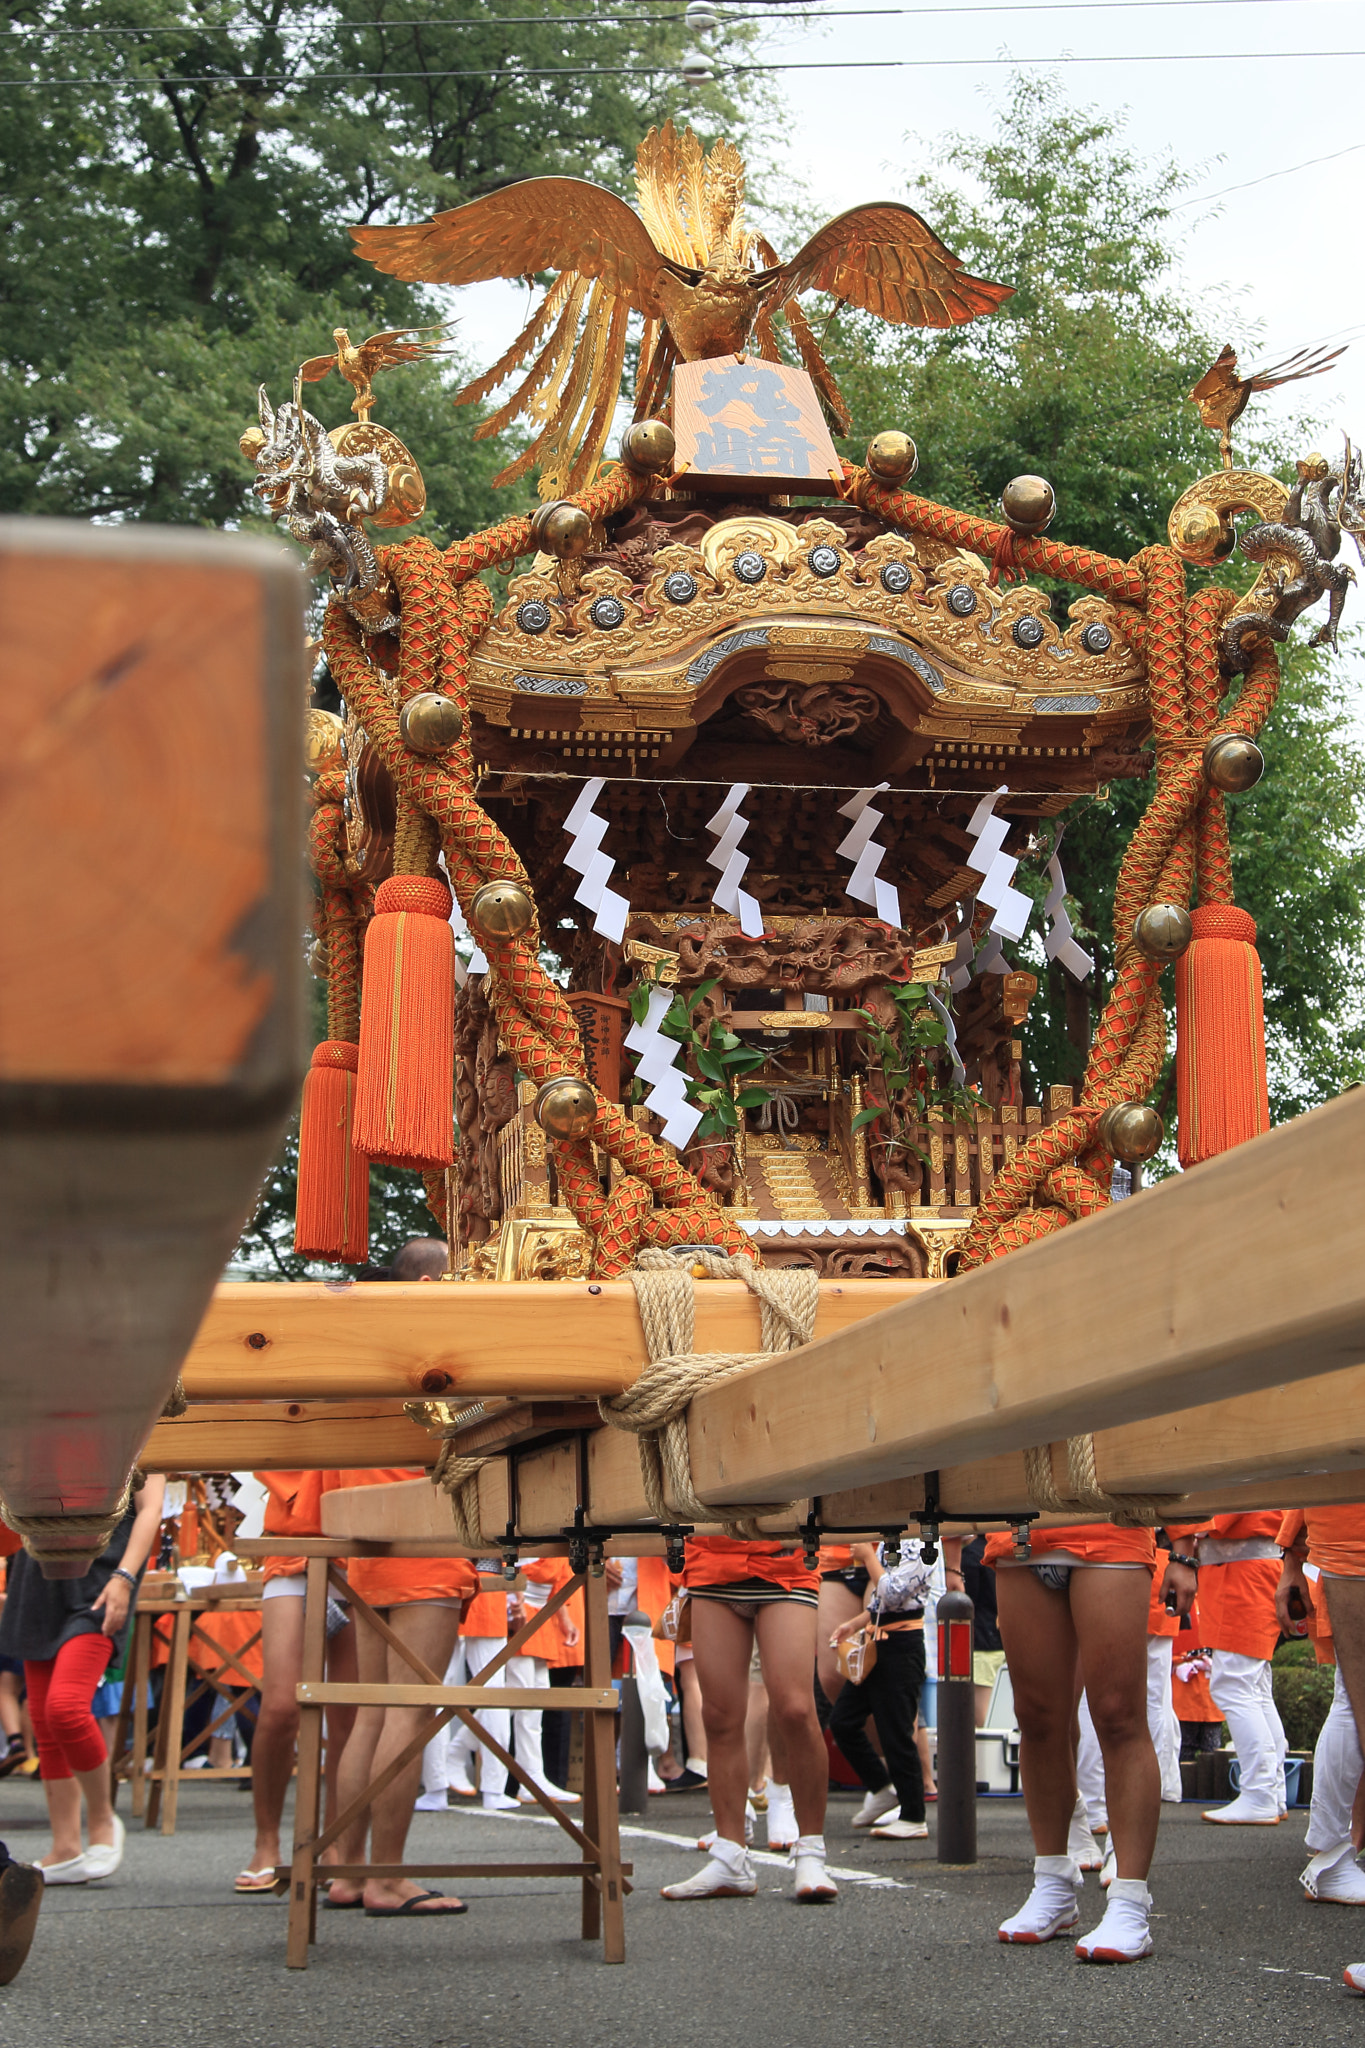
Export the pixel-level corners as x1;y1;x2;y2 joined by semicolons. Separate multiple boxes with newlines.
1304;1506;1365;1576
1277;1510;1307;1552
683;1536;819;1593
258;1470;328;1581
1147;1563;1179;1637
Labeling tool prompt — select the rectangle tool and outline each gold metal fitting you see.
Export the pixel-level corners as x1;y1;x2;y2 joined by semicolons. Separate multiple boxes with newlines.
469;880;535;941
534;1075;598;1141
530;500;593;559
1097;1101;1164;1163
865;430;919;484
620;419;677;475
1131;903;1194;962
239;425;266;465
1000;474;1056;535
306;938;329;979
304;707;345;773
1203;732;1264;794
399;692;465;755
329;421;427;528
1168;499;1236;566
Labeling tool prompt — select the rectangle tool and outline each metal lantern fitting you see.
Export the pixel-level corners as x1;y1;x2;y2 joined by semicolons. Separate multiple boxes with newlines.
1097;1101;1164;1163
531;500;593;559
304;707;345;773
1000;474;1056;535
399;691;464;755
1132;903;1194;962
1204;732;1265;794
469;880;535;942
620;419;677;475
535;1075;598;1141
865;430;919;485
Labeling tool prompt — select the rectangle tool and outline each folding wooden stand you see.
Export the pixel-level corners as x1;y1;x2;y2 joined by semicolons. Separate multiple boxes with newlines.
236;1539;629;1968
111;1582;262;1833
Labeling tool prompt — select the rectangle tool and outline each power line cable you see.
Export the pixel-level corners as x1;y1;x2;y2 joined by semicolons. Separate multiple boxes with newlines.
1170;140;1365;209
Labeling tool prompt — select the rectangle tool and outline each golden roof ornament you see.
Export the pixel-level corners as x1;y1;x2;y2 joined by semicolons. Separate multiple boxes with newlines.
1187;341;1345;469
352;120;1012;499
298;323;454;423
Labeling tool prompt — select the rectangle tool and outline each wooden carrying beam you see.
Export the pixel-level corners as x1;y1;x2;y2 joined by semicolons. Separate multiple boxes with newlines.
180;1276;930;1399
0;519;303;1564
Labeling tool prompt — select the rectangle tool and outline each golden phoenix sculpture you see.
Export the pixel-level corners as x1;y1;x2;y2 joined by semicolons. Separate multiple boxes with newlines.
353;121;1012;497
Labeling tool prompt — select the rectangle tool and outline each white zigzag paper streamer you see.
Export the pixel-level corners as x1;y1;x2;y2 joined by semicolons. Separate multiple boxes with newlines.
563;776;630;945
836;783;902;930
947;896;976;995
624;984;703;1152
964;785;1032;945
439;855;486;983
706;784;763;938
925;987;966;1086
1043;828;1094;982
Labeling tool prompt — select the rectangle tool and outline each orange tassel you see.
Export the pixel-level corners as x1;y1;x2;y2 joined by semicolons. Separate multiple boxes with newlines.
294;1042;370;1262
1175;904;1270;1167
353;874;455;1169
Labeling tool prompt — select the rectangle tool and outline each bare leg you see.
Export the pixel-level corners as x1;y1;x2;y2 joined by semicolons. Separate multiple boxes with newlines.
322;1616;357;1836
690;1601;753;1846
362;1605;464;1912
325;1610;388;1906
1323;1580;1365;1849
677;1655;707;1768
0;1673;22;1743
247;1595;306;1876
754;1602;825;1839
816;1578;861;1707
40;1777;84;1865
995;1568;1081;1857
1072;1570;1159;1880
745;1680;769;1794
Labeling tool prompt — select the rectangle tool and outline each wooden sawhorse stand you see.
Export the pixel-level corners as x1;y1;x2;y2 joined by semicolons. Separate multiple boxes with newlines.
112;1582;262;1834
237;1539;629;1967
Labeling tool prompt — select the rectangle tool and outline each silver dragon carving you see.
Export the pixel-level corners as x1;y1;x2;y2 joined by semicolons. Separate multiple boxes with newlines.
249;383;398;629
1223;444;1364;671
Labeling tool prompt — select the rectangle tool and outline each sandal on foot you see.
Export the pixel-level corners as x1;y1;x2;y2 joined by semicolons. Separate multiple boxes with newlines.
235;1867;285;1895
364;1888;468;1917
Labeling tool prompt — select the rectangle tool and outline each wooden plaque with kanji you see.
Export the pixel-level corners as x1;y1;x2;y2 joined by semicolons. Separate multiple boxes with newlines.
672;357;842;492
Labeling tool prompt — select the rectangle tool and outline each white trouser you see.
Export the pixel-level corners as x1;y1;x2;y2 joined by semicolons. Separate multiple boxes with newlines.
1076;1637;1183;1825
1147;1638;1183;1802
447;1636;511;1792
505;1653;550;1781
420;1640;466;1794
1306;1664;1364;1856
1209;1650;1287;1813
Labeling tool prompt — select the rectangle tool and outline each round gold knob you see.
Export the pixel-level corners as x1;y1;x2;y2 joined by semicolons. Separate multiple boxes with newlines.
531;501;593;559
534;1075;598;1141
1204;732;1264;794
1000;474;1056;535
1097;1101;1164;1163
1132;903;1194;962
304;708;345;773
469;880;535;941
239;425;266;464
620;419;677;475
865;431;919;484
399;692;464;755
1169;500;1235;565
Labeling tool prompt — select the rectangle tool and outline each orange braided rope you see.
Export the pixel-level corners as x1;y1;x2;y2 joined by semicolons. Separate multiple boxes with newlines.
322;464;748;1275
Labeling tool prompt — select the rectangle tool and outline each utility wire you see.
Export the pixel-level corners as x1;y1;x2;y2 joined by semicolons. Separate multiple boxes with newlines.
1170;140;1365;209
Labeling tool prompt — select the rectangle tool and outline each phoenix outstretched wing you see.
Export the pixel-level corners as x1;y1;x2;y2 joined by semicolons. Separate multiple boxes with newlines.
769;203;1014;328
353;180;668;497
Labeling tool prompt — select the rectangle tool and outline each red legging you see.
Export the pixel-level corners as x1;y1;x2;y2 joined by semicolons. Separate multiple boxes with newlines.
25;1634;114;1779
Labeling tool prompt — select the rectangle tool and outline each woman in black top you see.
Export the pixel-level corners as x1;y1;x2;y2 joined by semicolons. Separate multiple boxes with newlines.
0;1473;164;1884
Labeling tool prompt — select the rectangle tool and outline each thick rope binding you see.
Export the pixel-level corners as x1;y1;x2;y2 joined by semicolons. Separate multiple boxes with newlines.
1022;1438;1185;1528
598;1249;818;1537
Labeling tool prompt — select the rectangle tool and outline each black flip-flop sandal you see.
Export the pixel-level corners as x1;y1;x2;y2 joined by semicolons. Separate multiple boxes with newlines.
364;1888;468;1917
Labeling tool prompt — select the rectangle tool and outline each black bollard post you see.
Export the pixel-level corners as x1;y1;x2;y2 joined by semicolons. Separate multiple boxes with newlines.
936;1588;977;1864
617;1609;651;1815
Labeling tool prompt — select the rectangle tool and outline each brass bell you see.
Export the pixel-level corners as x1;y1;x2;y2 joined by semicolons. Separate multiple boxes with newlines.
1132;903;1194;962
866;431;919;484
469;879;535;941
534;1074;598;1141
1001;474;1056;535
620;419;677;475
399;692;464;755
307;938;329;979
1204;732;1264;794
531;500;593;559
1097;1101;1164;1163
304;707;345;773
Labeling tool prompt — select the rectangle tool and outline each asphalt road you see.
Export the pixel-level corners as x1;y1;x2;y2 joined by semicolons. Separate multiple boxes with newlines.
2;1777;1361;2048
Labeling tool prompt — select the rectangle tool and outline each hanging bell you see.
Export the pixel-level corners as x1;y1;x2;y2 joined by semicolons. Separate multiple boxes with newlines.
865;431;919;484
535;1075;598;1141
1097;1101;1164;1163
399;692;464;755
1203;733;1264;794
1132;903;1194;962
469;880;535;941
1000;475;1056;535
620;420;677;475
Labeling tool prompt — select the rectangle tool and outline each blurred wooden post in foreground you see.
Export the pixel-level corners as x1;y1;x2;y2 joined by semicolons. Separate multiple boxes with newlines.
0;518;303;1570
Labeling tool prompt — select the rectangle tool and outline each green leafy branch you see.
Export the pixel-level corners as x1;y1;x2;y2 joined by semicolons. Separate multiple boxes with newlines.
852;980;985;1154
627;975;773;1144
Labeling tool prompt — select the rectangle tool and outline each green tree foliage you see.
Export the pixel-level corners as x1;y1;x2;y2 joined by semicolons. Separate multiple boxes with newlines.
2;0;762;532
825;74;1365;1118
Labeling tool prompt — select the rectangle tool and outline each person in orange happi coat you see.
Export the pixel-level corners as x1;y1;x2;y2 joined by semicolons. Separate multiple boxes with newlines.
660;1535;834;1906
324;1469;477;1918
236;1470;356;1895
986;1519;1196;1965
1278;1506;1365;1927
1170;1513;1286;1826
